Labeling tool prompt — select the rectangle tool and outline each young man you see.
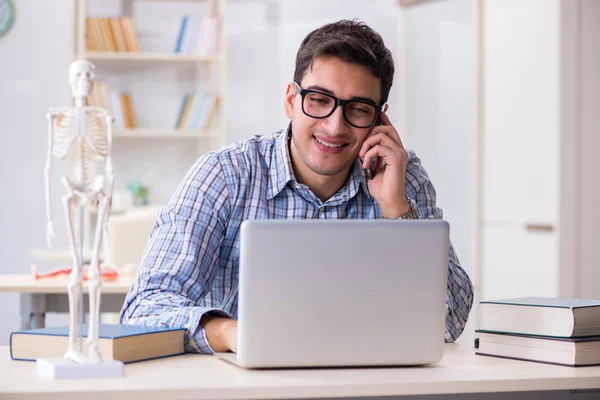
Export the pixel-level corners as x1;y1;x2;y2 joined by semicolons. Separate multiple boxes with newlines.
120;19;474;354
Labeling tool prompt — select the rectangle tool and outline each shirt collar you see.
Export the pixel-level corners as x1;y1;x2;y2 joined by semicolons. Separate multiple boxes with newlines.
266;122;372;201
348;157;372;200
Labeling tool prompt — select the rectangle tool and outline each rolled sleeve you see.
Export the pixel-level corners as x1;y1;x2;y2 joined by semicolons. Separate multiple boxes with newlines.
405;150;474;342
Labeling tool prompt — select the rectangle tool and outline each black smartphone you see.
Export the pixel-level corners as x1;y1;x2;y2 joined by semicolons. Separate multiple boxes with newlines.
363;114;384;180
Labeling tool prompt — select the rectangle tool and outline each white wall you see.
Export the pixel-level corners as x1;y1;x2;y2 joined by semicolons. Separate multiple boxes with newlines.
401;0;475;280
0;0;72;341
577;0;600;299
479;0;560;302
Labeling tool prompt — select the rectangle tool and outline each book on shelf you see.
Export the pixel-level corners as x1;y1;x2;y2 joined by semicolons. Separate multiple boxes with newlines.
120;93;137;129
175;92;219;130
174;13;221;54
109;18;129;52
86;16;141;52
479;297;600;337
10;324;186;364
89;80;137;130
474;330;600;367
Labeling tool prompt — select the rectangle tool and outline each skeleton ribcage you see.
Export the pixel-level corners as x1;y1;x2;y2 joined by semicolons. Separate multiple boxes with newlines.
52;109;109;188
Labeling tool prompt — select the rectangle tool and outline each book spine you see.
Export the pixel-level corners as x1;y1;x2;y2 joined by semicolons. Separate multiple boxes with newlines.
128;18;142;52
122;95;136;129
109;18;128;52
175;94;189;128
85;18;96;51
186;17;200;53
102;18;118;52
175;16;188;53
203;96;219;129
110;92;124;130
121;17;140;52
186;93;204;129
181;16;196;53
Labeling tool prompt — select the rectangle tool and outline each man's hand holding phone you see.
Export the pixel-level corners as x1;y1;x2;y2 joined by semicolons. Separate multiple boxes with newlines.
359;110;411;219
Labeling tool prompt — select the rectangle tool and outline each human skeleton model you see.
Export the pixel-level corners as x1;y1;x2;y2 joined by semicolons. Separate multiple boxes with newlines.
44;60;114;364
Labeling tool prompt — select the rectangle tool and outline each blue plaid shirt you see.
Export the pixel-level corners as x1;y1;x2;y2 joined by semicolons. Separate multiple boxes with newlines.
120;125;474;354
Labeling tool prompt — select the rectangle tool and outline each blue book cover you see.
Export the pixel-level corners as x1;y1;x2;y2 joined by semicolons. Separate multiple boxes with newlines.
175;16;189;53
481;297;600;309
175;94;189;128
11;324;185;338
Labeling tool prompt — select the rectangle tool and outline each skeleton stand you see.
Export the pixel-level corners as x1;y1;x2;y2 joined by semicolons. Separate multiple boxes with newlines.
36;59;124;379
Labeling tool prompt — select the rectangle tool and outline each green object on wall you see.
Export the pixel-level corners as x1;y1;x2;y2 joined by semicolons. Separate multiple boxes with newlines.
0;0;14;37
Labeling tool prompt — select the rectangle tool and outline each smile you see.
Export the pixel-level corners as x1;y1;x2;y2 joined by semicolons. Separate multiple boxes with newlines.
313;136;348;155
315;137;346;148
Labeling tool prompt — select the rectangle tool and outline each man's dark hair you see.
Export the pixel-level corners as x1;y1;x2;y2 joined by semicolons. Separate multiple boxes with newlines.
293;19;395;105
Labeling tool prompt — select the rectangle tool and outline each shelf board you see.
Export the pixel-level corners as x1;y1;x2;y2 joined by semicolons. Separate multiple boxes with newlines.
112;128;216;138
30;248;101;263
77;52;219;63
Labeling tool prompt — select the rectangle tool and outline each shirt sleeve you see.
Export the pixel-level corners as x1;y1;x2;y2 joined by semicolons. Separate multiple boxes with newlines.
119;153;233;354
404;150;475;342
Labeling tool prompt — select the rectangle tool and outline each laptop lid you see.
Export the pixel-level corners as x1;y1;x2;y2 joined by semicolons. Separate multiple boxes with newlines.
235;219;449;368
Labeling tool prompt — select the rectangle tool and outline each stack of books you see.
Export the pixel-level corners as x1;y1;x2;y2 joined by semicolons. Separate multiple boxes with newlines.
174;14;221;54
475;297;600;367
89;80;137;130
86;17;141;52
175;92;219;130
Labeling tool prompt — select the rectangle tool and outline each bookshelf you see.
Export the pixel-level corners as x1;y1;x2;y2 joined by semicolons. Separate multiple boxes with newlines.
113;128;217;138
71;0;226;145
79;52;220;63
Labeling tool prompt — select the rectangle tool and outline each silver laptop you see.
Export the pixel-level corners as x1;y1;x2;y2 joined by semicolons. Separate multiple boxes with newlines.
215;219;450;369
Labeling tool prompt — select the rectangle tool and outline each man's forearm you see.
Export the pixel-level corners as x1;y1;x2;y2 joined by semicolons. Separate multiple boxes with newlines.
120;286;235;354
201;315;237;352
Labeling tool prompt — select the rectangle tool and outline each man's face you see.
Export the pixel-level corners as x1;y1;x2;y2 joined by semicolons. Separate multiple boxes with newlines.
284;56;382;180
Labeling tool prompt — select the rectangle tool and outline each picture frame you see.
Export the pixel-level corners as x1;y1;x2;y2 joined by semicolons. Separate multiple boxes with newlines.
0;0;14;37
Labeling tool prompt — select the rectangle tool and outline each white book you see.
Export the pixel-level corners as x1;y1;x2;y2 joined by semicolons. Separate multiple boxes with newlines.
181;16;198;53
475;330;600;367
480;297;600;337
186;93;204;130
198;16;217;55
109;92;124;131
196;94;217;129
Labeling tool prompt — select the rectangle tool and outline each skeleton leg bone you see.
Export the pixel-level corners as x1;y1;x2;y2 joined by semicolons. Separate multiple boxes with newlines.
62;192;87;364
86;193;109;364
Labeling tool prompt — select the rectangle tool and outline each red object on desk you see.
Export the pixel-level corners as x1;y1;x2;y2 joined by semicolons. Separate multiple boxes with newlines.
31;264;119;281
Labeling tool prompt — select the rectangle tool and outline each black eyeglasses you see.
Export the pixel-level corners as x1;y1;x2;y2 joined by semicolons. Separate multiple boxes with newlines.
293;82;384;129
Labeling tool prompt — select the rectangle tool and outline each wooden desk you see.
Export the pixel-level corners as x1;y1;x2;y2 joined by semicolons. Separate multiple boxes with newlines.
0;274;133;330
2;339;600;400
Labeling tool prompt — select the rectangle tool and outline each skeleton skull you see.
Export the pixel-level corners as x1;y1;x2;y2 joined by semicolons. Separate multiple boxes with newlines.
68;59;95;98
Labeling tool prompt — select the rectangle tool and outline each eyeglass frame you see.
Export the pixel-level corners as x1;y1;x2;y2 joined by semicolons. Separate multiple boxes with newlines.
293;82;385;129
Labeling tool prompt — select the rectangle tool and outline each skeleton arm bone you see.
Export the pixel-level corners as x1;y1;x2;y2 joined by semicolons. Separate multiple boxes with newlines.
45;106;77;247
104;115;115;205
102;115;115;237
44;112;56;248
